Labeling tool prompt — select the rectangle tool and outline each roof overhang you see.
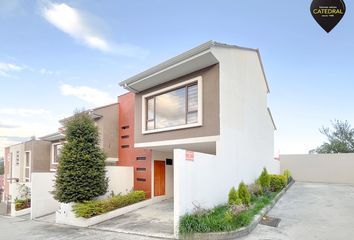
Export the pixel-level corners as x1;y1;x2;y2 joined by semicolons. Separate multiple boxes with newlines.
119;40;270;93
39;132;65;141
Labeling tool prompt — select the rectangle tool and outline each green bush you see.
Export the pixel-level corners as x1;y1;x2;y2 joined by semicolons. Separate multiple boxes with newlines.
238;182;251;206
258;167;270;191
283;169;291;184
269;174;286;192
15;199;31;211
228;187;242;205
73;191;145;218
53;111;108;203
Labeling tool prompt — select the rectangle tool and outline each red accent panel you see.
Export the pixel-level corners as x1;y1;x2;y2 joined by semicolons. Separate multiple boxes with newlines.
118;93;152;198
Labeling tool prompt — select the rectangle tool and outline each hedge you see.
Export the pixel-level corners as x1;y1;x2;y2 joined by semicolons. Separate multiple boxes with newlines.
73;191;145;218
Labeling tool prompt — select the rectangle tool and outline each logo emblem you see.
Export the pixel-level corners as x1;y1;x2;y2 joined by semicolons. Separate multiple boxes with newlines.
310;0;346;33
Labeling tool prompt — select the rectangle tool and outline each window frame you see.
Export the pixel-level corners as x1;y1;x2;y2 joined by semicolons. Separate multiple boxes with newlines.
24;151;31;182
141;76;203;134
51;142;63;165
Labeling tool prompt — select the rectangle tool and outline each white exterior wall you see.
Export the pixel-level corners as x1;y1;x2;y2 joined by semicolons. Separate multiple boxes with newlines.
31;172;59;219
151;151;174;198
212;47;277;190
174;149;218;235
9;144;25;183
105;166;134;196
280;153;354;184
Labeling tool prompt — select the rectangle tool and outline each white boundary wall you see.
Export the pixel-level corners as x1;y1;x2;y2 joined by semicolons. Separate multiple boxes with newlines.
280;154;354;184
174;149;220;235
31;172;58;219
105;166;133;196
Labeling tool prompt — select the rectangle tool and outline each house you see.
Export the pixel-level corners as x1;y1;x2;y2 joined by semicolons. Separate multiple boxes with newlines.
2;139;52;214
119;41;279;234
40;102;119;171
0;175;4;202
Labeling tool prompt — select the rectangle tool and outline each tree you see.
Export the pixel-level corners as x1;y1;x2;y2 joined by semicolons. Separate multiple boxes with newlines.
0;160;4;175
53;111;108;203
311;120;354;154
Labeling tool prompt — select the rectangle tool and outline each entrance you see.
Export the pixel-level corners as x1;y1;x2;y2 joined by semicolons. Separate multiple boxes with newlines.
154;161;165;196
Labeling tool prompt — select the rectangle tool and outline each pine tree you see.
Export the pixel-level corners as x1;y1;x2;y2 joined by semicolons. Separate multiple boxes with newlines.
53;111;108;203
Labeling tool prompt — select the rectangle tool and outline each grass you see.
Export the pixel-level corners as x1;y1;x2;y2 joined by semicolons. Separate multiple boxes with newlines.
179;192;278;235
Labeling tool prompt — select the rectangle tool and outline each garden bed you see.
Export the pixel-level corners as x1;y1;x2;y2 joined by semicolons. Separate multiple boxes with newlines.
180;180;294;239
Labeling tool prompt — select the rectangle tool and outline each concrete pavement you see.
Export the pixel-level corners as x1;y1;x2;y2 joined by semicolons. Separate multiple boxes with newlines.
241;182;354;240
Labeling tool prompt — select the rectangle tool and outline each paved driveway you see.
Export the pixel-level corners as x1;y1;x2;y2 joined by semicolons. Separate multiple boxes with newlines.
92;198;174;239
241;182;354;240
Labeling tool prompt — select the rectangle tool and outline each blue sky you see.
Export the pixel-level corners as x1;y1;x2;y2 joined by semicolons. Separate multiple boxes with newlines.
1;0;354;157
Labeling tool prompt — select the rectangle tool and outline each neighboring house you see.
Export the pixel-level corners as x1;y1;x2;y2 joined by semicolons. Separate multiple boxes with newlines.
0;175;4;202
119;41;279;232
3;139;51;207
41;103;119;171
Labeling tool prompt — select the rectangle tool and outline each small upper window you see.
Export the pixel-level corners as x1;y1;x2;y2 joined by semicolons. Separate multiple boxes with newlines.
53;144;63;164
146;82;199;131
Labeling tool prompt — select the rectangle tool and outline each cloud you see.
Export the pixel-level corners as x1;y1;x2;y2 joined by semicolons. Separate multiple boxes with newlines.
0;123;20;129
60;83;116;106
0;108;50;117
0;62;23;77
41;2;147;57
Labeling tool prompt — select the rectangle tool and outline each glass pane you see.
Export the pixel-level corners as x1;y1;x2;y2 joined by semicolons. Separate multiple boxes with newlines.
155;87;186;129
187;111;198;124
188;84;198;112
25;168;29;178
147;120;154;130
25;152;30;167
55;145;63;163
147;98;154;120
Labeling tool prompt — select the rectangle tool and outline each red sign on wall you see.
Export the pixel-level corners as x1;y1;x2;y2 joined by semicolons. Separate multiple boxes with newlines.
185;151;194;161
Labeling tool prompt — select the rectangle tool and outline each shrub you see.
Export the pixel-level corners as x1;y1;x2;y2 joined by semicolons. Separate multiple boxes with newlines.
258;167;270;191
228;187;242;205
238;182;251;206
53;111;108;203
248;183;263;198
283;169;291;184
73;190;145;218
269;174;287;192
15;199;31;211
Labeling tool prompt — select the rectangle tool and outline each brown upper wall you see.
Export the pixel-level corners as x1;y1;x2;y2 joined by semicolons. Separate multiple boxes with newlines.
24;140;51;173
135;64;220;144
93;103;118;158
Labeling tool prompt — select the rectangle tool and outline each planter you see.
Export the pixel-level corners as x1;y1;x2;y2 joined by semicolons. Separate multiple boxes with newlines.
11;203;31;217
56;198;156;227
180;181;295;240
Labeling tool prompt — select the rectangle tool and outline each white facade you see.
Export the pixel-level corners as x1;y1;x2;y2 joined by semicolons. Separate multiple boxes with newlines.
105;166;134;196
212;46;278;188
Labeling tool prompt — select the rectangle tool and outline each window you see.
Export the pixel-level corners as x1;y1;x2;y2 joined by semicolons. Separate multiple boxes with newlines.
121;135;129;139
136;178;146;182
24;151;30;182
136;156;146;161
142;77;202;133
52;143;63;164
121;145;129;148
136;167;146;172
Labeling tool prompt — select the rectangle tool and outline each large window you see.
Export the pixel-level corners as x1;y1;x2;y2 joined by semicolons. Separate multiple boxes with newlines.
144;77;202;133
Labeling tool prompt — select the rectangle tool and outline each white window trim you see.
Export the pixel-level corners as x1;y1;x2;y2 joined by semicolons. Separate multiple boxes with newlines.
24;151;31;182
51;142;63;165
141;76;203;134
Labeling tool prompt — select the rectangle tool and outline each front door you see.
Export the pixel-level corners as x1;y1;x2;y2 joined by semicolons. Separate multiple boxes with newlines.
154;161;165;196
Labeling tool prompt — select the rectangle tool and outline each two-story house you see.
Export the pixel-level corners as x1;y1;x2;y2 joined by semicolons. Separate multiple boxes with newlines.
119;41;279;234
3;139;52;214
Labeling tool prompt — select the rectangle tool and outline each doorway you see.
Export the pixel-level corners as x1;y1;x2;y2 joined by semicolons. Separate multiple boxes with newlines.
154;161;165;196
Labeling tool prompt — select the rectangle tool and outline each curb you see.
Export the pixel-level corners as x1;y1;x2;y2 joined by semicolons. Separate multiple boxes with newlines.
181;181;295;240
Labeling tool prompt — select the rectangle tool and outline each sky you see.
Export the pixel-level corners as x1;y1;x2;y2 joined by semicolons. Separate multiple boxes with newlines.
1;0;354;157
